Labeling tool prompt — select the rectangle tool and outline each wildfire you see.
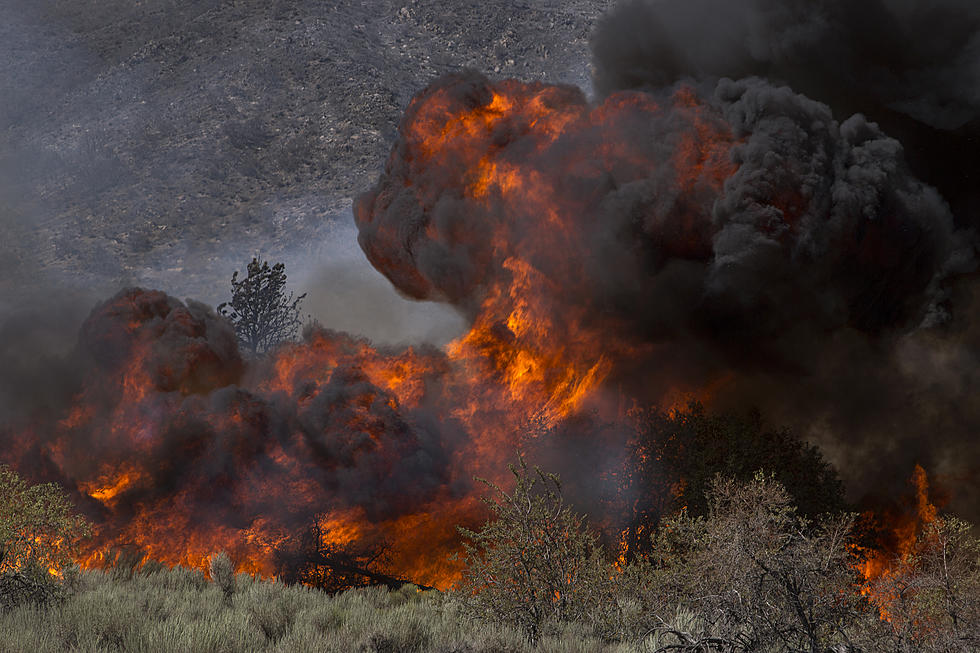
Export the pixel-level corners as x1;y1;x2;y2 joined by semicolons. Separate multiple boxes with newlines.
80;467;143;503
1;69;963;595
858;465;943;622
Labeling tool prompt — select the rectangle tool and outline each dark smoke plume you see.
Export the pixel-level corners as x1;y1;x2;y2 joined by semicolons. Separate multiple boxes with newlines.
1;288;461;574
356;53;977;515
585;0;980;514
591;0;980;227
357;70;969;360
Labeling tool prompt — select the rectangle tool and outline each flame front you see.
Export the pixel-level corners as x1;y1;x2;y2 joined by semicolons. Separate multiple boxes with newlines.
2;71;962;591
858;465;943;623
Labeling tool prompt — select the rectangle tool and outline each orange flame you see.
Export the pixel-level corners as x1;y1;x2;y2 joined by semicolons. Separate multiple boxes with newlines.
858;465;942;622
6;77;742;589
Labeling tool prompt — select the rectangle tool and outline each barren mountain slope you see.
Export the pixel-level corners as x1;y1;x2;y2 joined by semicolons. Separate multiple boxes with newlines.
0;0;612;305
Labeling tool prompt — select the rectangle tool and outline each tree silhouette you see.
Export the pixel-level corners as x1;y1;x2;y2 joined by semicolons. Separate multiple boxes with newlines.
272;517;427;594
218;258;306;355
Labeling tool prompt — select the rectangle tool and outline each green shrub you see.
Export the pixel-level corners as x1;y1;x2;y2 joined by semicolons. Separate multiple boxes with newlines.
0;465;91;574
0;465;90;611
358;616;430;653
235;578;312;643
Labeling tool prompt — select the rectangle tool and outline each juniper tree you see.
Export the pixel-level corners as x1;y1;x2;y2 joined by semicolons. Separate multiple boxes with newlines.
218;258;306;355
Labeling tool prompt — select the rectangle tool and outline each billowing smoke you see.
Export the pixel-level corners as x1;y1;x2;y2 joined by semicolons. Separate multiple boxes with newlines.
357;72;968;346
585;0;980;514
356;3;979;518
590;0;980;226
1;288;467;584
3;0;979;587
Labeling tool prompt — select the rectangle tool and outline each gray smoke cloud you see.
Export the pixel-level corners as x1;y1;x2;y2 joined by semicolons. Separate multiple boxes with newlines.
297;222;467;347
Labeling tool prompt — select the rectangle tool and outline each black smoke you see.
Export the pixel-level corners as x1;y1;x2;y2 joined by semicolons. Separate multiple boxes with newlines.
591;0;980;229
356;0;980;518
0;288;460;569
589;0;980;515
358;72;968;344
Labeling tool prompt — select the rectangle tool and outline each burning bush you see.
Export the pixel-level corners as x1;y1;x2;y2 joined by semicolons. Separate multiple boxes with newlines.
861;515;980;651
453;462;980;651
0;465;90;611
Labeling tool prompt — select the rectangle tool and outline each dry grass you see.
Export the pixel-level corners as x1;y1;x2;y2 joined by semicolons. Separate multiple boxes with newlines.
0;565;653;653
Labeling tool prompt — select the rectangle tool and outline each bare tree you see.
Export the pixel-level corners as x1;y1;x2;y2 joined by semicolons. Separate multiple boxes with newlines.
456;455;611;644
635;473;867;652
273;516;426;594
218;258;306;355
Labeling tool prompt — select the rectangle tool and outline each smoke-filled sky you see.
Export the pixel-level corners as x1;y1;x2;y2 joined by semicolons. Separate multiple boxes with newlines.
1;0;979;556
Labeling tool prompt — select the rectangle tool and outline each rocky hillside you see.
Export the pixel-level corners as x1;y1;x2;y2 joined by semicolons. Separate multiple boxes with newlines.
0;0;613;307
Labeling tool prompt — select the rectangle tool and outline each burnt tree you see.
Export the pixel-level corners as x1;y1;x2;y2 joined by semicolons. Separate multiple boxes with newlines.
273;517;429;593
